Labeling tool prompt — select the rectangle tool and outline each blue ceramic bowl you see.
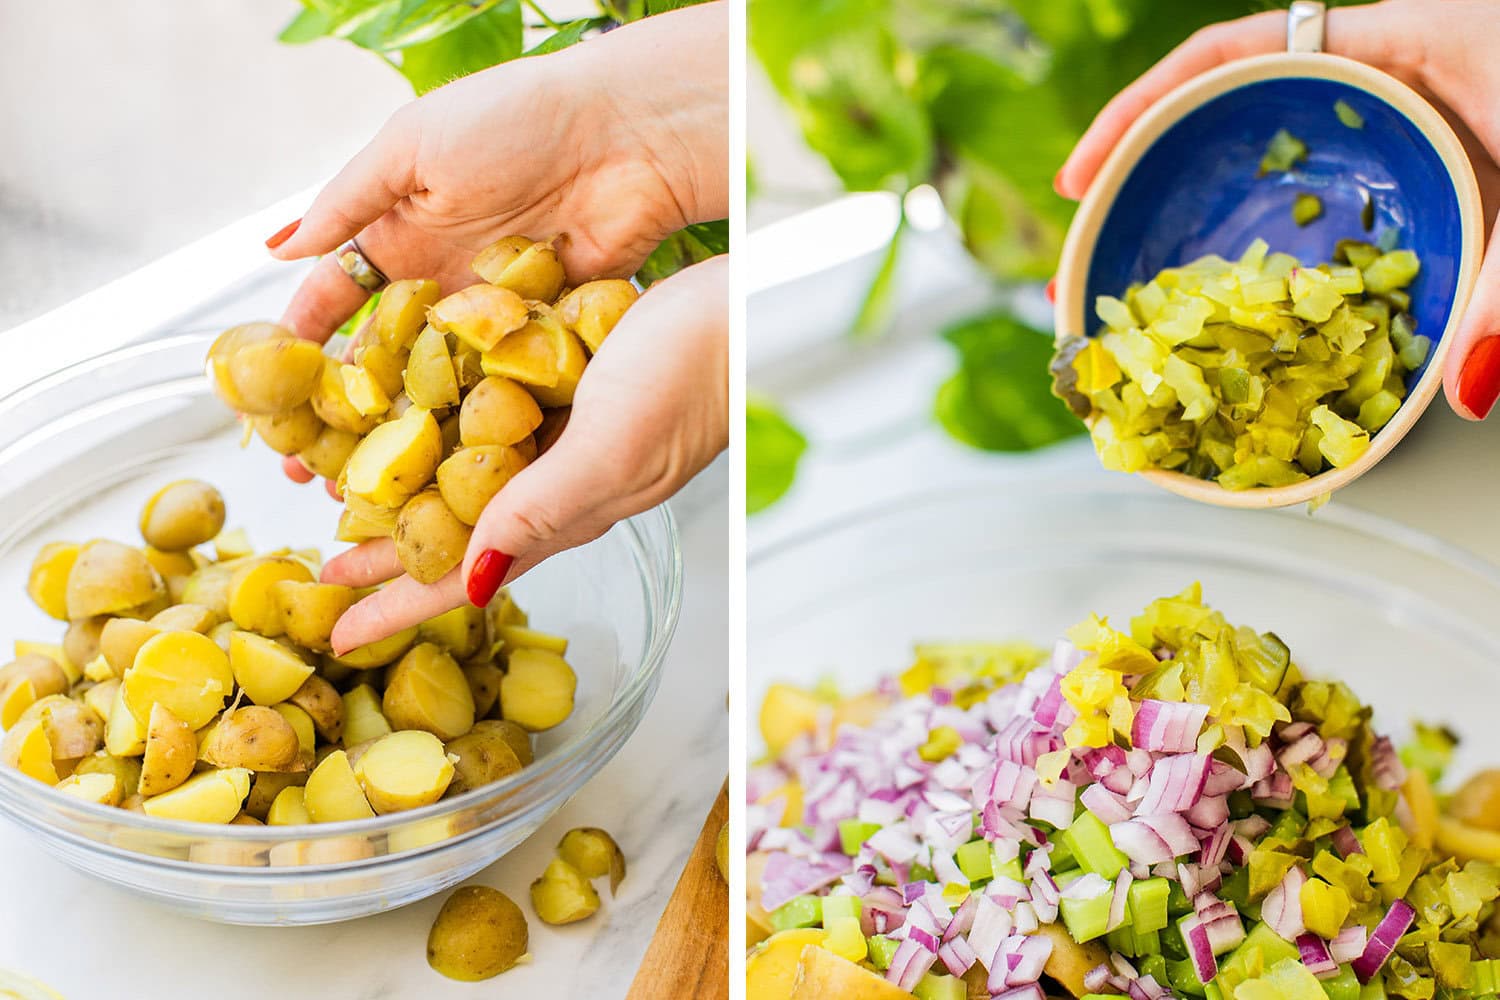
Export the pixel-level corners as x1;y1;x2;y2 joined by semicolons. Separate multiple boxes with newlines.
1055;54;1483;508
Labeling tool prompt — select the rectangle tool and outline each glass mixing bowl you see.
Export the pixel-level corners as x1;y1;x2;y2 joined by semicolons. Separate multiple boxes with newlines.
749;482;1500;774
0;333;680;925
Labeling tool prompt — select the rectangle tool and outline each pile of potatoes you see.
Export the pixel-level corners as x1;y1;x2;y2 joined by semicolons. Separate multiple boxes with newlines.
0;479;580;842
206;235;639;584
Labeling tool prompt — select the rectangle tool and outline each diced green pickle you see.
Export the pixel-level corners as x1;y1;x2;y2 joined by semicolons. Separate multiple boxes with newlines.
1292;193;1324;227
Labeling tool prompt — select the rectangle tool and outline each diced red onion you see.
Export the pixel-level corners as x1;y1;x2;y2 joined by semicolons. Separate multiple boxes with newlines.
1186;794;1230;830
908;926;941;954
1371;736;1407;792
1200;823;1232;867
1298;933;1339;978
1081;783;1134;825
1261;865;1308;942
759;852;850;911
939;937;978;977
1252;770;1295;809
1030;780;1077;829
1331;825;1364;858
887;937;938;991
1330;926;1367;964
1108;869;1133;932
1353;900;1415;983
1110;818;1176;866
1204;761;1249;797
1084;964;1111;993
968;895;1014;968
1180;914;1219;983
991;986;1045;1000
1138;753;1209;814
944;893;978;942
1132;699;1210;753
1203;911;1245;954
1061;872;1112;900
1006;933;1052;986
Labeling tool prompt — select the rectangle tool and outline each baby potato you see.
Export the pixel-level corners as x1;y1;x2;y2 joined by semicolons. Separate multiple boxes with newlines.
73;751;141;799
228;557;315;636
427;284;529;353
436;445;529;526
267;784;312;826
452;343;485;393
1;718;58;783
463;661;504;719
201;706;303;772
251;403;324;456
1450;769;1500;831
104;682;147;756
459;376;544;448
343;408;444;509
383;643;476;741
497;624;568;655
143;547;200;600
395;490;472;584
138;703;196;796
557;827;626;891
297;424;361;480
272;703;316;760
222;336;326;415
63;616;107;672
310;357;380;435
472;235;566;302
123;630;234;730
55;770;123;806
427;885;529;982
99;617;160;677
247;771;307;820
149;603;219;634
213;529;256;562
141;767;252;824
339;363;391;418
514;432;540;463
206;323;301;412
530;858;600;925
273;580;356;652
473;719;534;766
418;605;487;660
0;653;69;727
16;641;78;684
81;677;119;723
406;324;461;409
557;279;638;353
303;749;376;823
372;278;441;351
342;684;394;746
499;648;577;732
352;730;455;813
288;674;345;743
336;508;393;544
332;625;418;670
139;480;226;552
481;308;588;407
355;341;409;398
65;540;165;620
21;695;103;760
179;562;234;618
26;542;79;620
229;631;315;708
445;725;523;795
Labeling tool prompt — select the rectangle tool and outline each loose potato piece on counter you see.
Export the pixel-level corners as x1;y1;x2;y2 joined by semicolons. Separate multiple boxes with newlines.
427;284;529;353
288;675;344;743
343;408;444;509
244;770;307;821
419;605;486;660
472;235;566;301
201;706;303;772
371;278;441;352
1;719;57;783
475;719;534;766
445;726;523;795
267;785;312;826
427;885;529;982
297;424;361;480
304;749;375;823
65;540;164;620
353;730;454;813
100;618;160;677
459;376;543;448
436;446;528;526
251;403;323;456
497;624;568;655
26;542;79;620
395;490;471;583
557;827;626;891
530;858;600;925
149;603;218;634
273;581;355;652
384;643;475;741
355;341;408;398
406;324;461;409
21;695;103;759
499;648;576;732
123;630;233;730
557;279;638;353
227;630;314;707
311;357;380;435
55;771;123;807
463;661;504;719
104;682;147;756
227;557;315;636
340;363;391;418
342;684;393;746
139;480;226;552
138;704;196;796
142;767;251;824
222;337;325;415
0;654;69;727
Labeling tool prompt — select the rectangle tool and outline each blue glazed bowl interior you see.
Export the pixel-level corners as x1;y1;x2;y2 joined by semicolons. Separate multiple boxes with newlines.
1085;75;1465;391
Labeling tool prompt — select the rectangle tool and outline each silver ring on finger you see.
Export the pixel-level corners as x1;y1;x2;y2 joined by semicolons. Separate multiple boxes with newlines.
336;239;390;293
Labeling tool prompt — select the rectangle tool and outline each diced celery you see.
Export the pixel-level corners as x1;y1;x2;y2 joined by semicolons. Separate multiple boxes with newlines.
1260;129;1309;175
1170;957;1210;997
1359;976;1387;1000
1206;982;1226;1000
954;839;992;883
913;974;966;1000
839;818;881;856
868;935;899;971
1217;923;1302;997
1220;866;1252;911
1293;193;1324;227
770;895;822;931
1130;877;1172;934
1063;811;1129;879
1141;954;1171;986
1323;965;1361;1000
992;847;1024;882
1167;877;1193;917
822;895;862;924
1334;100;1365;129
1060;884;1115;943
1236;958;1330;1000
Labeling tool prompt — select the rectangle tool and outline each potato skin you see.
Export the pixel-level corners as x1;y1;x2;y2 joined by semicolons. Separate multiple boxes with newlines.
223;337;325;415
530;858;600;925
139;703;196;796
139;480;226;552
557;279;638;353
445;726;523;795
65;540;165;620
201;706;303;772
27;542;79;621
288;674;345;743
394;490;472;584
63;615;108;671
427;886;529;982
297;425;361;480
274;581;356;652
435;446;528;526
383;643;475;741
458;376;543;448
371;279;440;352
251;404;323;456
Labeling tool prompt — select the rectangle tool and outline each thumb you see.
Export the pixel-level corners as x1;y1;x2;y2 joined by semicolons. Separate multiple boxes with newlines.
1444;219;1500;420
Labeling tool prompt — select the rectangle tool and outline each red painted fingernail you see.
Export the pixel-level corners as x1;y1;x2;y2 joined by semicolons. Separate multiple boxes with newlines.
467;549;514;607
1458;335;1500;419
1046;277;1057;304
265;218;301;250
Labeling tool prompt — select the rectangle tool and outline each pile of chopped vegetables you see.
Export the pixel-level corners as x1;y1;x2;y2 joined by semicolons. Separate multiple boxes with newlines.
747;587;1500;1000
1051;239;1428;490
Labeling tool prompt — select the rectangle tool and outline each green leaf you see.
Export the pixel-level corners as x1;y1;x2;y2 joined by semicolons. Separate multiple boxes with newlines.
934;311;1086;451
635;220;729;285
397;0;522;94
747;396;808;514
351;0;511;51
279;6;337;43
850;220;902;338
645;0;712;13
524;16;609;56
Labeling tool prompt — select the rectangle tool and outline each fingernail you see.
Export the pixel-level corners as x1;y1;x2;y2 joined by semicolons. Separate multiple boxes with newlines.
467;549;515;608
1046;277;1057;304
265;219;301;250
1459;335;1500;419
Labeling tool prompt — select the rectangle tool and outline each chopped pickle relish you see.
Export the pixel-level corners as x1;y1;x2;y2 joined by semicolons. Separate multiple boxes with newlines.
1051;239;1426;490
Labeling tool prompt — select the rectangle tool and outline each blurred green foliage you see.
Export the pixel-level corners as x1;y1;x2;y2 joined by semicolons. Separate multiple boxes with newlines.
747;397;809;513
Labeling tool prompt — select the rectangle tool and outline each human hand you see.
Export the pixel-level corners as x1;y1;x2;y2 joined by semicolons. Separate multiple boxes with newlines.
1053;0;1500;420
318;254;728;653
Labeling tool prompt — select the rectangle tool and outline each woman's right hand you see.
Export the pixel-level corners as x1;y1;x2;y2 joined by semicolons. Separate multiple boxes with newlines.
1054;0;1500;420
